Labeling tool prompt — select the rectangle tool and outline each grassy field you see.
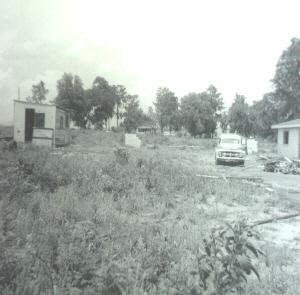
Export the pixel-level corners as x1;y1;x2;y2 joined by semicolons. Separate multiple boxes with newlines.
0;130;299;295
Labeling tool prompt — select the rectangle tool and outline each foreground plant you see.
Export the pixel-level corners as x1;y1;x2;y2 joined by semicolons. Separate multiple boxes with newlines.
193;220;263;295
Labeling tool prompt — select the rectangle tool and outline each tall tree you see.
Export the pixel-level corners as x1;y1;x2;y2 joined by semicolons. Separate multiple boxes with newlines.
27;81;48;103
250;92;279;137
88;77;117;129
206;85;224;113
272;38;300;120
55;73;88;128
219;111;229;133
112;84;128;127
154;87;179;132
181;92;216;137
147;106;157;128
121;95;144;132
228;94;253;137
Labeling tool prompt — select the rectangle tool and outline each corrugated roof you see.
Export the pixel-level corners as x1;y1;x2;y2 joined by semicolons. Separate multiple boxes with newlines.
272;118;300;129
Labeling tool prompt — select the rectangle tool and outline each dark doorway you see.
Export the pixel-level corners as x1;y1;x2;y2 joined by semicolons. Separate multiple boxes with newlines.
25;108;35;142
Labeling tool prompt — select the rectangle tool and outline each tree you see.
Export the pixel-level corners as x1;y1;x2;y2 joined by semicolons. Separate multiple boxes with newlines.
272;38;300;120
250;92;279;137
112;85;128;127
219;111;229;133
206;85;224;114
147;106;157;128
88;77;117;129
27;81;48;103
181;92;216;137
121;95;145;132
228;94;253;137
55;73;88;128
154;87;179;132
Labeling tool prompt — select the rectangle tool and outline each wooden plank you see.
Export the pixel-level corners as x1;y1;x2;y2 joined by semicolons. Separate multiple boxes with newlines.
196;174;263;183
251;212;300;228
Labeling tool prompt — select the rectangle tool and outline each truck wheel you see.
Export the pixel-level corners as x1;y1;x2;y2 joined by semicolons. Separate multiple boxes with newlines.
240;161;245;167
215;159;220;165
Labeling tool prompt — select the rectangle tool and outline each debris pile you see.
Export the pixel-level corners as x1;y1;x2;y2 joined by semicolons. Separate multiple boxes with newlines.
260;155;300;175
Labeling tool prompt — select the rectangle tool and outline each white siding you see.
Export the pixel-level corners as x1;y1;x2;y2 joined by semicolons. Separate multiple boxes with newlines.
106;114;124;130
277;128;299;159
14;101;56;143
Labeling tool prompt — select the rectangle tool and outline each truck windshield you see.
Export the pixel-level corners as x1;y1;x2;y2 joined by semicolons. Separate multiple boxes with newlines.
221;138;239;144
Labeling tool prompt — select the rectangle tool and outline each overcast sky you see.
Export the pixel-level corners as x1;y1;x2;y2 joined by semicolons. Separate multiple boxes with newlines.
0;0;299;124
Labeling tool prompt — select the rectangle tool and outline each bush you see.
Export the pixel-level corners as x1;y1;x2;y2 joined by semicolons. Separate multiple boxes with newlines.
111;126;125;133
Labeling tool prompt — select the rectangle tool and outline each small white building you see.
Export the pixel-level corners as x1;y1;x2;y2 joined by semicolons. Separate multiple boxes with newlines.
272;119;300;159
14;100;71;147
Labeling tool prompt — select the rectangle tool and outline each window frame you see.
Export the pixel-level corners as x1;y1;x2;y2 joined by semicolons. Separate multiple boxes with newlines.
65;114;69;128
59;116;64;129
34;113;45;128
283;130;289;145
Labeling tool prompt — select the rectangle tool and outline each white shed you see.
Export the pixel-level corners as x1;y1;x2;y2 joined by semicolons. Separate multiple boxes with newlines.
272;119;300;159
14;100;71;147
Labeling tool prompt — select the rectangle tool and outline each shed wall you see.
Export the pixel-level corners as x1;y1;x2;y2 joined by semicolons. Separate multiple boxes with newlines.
56;108;67;129
277;128;299;159
14;101;56;143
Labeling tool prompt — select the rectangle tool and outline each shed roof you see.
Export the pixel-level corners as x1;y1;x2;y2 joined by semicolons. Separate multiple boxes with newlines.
14;100;70;113
271;119;300;129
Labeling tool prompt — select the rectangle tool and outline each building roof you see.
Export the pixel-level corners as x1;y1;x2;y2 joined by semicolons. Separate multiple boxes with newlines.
14;100;70;113
271;119;300;129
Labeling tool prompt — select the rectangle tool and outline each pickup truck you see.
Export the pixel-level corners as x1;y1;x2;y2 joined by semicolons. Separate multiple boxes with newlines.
215;134;246;166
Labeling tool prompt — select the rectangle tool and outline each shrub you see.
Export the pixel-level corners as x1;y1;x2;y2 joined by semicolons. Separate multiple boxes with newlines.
193;221;263;295
111;126;125;133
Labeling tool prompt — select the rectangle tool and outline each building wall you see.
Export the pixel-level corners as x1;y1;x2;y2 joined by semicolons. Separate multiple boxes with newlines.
55;108;70;146
55;108;68;129
277;128;299;159
14;101;56;143
106;114;124;130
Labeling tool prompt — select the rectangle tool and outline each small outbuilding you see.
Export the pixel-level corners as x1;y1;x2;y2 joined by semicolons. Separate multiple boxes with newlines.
272;119;300;159
136;126;157;134
14;100;71;147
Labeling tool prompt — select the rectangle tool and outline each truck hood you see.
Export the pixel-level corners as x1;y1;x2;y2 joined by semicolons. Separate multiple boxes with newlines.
217;143;243;150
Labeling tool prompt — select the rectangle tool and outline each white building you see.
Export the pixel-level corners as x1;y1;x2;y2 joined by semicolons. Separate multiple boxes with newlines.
272;119;300;159
14;100;71;147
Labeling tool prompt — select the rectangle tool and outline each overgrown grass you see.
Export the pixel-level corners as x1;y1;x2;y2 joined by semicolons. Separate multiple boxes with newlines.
0;132;299;294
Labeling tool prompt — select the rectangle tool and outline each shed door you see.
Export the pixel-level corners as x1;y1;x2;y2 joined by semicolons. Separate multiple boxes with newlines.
25;108;35;142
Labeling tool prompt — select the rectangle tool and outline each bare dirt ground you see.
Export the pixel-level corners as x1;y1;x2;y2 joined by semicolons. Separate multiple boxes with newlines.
164;145;300;257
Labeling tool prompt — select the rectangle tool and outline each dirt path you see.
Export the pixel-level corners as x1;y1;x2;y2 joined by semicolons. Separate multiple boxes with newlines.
167;146;300;254
217;155;300;191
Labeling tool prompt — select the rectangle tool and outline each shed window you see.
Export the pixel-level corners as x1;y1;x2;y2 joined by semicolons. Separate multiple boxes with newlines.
34;113;45;128
60;116;64;129
283;131;289;144
65;114;69;128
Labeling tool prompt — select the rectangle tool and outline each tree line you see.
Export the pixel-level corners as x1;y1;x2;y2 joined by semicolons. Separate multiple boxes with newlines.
26;37;300;138
26;75;150;132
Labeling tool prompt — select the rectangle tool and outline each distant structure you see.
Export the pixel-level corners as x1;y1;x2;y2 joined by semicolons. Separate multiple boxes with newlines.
215;121;229;138
87;105;124;130
106;112;124;130
14;100;71;147
136;125;157;134
272;119;300;158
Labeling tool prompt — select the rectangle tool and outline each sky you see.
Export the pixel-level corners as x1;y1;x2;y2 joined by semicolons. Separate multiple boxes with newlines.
0;0;300;124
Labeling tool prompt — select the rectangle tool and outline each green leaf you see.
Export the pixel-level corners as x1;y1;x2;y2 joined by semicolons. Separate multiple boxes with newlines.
250;265;260;281
245;242;258;257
